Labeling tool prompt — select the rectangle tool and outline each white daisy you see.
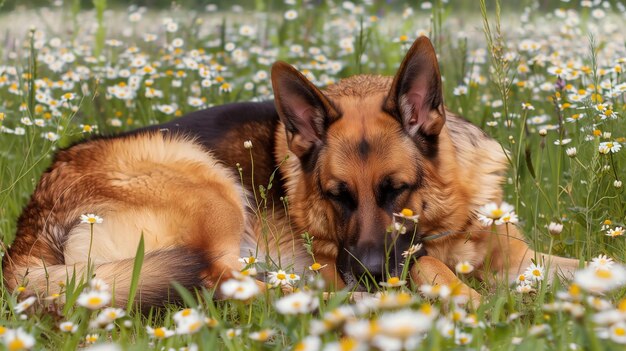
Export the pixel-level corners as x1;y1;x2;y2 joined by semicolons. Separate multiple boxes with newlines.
220;276;260;301
3;328;36;350
477;202;515;226
590;254;615;270
455;261;474;274
524;262;545;282
80;214;103;224
275;291;319;315
77;290;111;310
146;326;175;339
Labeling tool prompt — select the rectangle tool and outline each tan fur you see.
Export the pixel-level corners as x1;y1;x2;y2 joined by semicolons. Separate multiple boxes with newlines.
4;133;248;304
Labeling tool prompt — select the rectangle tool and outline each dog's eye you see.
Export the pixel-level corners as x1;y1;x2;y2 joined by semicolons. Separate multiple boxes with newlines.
388;183;409;196
378;179;410;206
325;183;356;210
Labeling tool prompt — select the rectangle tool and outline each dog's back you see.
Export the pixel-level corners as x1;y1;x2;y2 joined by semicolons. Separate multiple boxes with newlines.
2;103;278;306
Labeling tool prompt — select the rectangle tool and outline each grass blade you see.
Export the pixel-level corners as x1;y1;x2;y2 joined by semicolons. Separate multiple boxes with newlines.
126;233;145;312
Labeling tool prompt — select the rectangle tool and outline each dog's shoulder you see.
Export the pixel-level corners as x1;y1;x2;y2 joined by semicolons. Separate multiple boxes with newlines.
445;111;509;211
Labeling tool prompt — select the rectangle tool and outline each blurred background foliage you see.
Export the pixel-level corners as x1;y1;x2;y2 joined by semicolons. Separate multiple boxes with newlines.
1;0;622;12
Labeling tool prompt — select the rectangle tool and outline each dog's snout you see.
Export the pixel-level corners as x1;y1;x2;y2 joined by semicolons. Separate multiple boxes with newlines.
349;243;386;279
337;228;424;290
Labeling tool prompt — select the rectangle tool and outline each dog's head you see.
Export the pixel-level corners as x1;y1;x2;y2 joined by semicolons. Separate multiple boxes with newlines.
271;37;451;288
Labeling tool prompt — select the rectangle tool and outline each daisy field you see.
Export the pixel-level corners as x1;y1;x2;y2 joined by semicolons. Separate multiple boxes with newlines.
0;0;626;350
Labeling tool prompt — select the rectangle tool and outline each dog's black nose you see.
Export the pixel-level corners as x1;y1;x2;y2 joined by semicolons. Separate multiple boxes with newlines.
337;233;425;290
349;244;386;285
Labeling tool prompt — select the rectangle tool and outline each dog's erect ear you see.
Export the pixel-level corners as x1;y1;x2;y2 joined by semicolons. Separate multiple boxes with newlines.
384;36;445;137
271;61;340;159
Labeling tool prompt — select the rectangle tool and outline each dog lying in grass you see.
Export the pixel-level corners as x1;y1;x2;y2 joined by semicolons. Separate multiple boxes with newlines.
2;36;582;307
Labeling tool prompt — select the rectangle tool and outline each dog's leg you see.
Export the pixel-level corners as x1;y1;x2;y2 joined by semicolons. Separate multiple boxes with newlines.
506;245;583;282
177;185;248;289
316;255;345;290
498;225;584;283
410;256;481;307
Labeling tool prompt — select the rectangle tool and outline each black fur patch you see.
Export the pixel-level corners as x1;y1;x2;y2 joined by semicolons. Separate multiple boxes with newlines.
130;247;209;312
300;145;323;174
416;133;439;159
358;138;370;159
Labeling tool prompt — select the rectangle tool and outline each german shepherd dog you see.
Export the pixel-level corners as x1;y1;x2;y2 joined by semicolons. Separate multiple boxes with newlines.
2;37;582;307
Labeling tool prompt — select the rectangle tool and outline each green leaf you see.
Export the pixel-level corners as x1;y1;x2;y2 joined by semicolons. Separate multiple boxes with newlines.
126;233;145;313
172;282;199;308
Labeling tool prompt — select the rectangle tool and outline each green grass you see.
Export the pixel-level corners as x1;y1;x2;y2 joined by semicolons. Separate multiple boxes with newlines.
1;0;626;350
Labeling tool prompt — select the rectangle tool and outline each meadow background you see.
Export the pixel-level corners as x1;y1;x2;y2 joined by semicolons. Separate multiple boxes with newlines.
1;0;626;350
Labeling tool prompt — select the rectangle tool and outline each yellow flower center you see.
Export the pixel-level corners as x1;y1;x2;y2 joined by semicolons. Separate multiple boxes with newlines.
596;269;613;279
188;321;202;332
592;93;603;103
87;296;102;306
397;292;411;304
569;284;581;296
532;269;541;277
420;303;432;315
618;299;626;312
87;217;96;224
154;328;166;338
289;274;297;279
17;286;26;292
615;327;626;336
399;35;408;42
490;209;503;218
367;320;379;334
339;337;357;351
387;277;400;285
8;339;25;351
276;273;286;280
248;256;256;263
604;219;613;225
401;208;414;217
310;262;322;271
182;309;192;317
518;275;526;282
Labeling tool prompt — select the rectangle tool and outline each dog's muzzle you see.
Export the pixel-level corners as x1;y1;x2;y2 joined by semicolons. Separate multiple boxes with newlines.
336;228;426;291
